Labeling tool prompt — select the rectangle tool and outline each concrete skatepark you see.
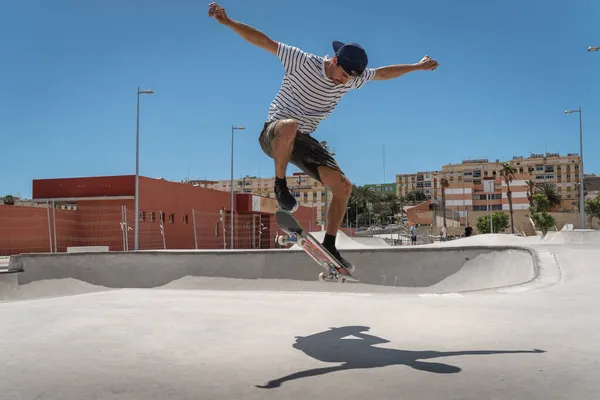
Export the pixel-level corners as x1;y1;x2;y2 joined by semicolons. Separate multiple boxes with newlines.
1;228;599;399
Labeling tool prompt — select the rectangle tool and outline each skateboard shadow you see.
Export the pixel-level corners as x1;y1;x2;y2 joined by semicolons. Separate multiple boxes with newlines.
256;325;545;389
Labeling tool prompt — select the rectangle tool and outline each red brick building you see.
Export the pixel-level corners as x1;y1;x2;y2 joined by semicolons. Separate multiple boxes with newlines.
0;175;317;255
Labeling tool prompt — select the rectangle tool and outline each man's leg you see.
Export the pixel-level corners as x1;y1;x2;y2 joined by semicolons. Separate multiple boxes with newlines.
318;166;352;237
287;133;355;272
258;119;300;212
270;119;298;179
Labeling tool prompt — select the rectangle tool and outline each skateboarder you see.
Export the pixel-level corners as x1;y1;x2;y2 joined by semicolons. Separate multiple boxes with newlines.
208;3;438;271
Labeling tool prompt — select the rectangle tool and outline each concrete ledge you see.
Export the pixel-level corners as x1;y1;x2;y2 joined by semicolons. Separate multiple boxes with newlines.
5;245;554;294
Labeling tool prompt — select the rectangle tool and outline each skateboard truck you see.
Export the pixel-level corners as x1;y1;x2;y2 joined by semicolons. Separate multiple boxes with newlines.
276;232;306;247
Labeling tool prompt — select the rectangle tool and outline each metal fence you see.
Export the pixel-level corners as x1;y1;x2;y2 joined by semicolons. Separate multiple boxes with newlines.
0;203;322;256
354;224;466;246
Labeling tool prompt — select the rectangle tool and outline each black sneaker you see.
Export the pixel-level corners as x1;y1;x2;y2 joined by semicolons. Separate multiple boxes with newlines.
274;180;298;213
322;242;356;273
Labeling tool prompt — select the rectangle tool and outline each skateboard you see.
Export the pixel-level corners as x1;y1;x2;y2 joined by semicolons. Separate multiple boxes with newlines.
274;209;359;283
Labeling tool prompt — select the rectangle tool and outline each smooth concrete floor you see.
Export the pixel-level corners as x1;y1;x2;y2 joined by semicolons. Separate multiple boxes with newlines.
0;245;599;399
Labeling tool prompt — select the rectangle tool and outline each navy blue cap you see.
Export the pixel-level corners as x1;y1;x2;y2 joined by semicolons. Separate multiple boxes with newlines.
332;41;368;76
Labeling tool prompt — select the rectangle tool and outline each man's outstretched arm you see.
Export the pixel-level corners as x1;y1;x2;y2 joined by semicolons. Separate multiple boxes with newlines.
372;56;439;80
208;2;277;55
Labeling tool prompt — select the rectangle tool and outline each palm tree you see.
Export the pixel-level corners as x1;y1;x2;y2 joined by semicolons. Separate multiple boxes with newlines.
536;182;561;210
526;179;536;208
349;185;378;226
499;163;517;234
381;192;404;223
440;178;449;227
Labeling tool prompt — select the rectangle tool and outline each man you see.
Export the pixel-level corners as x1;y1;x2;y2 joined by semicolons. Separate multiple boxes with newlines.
465;222;473;237
208;3;438;270
410;224;418;246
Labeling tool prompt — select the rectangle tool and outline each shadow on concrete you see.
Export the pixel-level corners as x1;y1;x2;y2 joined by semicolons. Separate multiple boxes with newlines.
256;325;545;389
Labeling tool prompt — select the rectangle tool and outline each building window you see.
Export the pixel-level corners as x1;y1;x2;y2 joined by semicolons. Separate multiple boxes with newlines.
150;212;155;222
169;214;174;224
139;211;146;221
183;215;189;224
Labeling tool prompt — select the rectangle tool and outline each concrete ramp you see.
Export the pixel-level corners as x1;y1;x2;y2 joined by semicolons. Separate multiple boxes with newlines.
541;229;600;244
429;249;535;292
1;244;548;301
292;230;390;249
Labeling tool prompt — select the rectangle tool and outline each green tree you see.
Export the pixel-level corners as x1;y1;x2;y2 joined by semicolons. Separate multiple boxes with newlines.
531;212;556;235
380;192;403;222
2;195;15;205
348;185;378;227
476;212;510;234
529;193;556;235
499;163;517;234
585;196;600;227
371;201;388;224
531;193;551;213
535;182;561;210
406;190;426;204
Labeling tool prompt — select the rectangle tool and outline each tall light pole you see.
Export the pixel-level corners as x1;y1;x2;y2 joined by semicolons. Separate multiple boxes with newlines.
230;125;245;249
135;87;154;251
565;107;585;229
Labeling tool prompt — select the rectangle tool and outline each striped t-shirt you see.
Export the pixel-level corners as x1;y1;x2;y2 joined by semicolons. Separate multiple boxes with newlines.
266;42;376;134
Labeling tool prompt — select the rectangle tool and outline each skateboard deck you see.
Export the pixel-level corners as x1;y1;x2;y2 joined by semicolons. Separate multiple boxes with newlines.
274;210;359;283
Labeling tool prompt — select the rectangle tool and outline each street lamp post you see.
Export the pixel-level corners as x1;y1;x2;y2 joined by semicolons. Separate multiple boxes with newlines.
230;125;245;249
135;87;154;251
564;107;585;229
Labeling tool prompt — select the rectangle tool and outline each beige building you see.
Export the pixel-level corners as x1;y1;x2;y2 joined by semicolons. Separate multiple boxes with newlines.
396;170;441;200
397;152;583;216
184;173;330;225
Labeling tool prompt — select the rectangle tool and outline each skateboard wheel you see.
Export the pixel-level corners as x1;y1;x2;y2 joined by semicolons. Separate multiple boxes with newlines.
338;276;347;284
297;238;306;248
277;236;287;246
318;272;326;282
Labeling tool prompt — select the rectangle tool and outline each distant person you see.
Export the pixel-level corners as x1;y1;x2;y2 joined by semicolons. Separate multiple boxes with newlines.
441;225;447;242
410;224;417;245
465;223;473;237
208;2;438;273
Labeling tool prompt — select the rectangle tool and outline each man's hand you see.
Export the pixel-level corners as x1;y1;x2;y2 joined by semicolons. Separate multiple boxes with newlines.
208;2;231;25
207;2;278;55
373;55;439;80
416;55;439;71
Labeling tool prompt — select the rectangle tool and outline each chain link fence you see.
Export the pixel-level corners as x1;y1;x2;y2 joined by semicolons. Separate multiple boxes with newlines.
0;203;318;255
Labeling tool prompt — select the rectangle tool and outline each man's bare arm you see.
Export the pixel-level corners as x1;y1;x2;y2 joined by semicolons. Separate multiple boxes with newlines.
208;3;277;55
373;56;439;81
224;20;278;55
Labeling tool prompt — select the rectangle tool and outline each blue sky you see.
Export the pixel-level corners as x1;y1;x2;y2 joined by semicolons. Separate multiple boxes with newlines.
1;0;598;198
